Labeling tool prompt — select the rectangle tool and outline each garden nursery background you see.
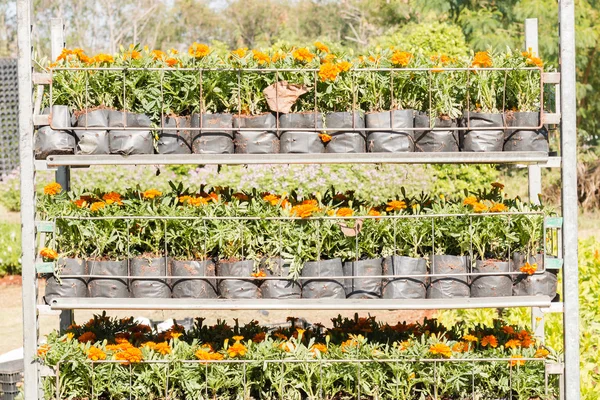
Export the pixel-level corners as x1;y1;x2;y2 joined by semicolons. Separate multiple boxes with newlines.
1;0;600;398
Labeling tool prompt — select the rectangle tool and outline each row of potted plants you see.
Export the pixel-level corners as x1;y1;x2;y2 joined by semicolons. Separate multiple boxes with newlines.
35;44;548;158
39;181;557;301
38;313;559;399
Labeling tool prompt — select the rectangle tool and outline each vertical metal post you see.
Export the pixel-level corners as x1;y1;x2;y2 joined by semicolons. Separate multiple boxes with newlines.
17;0;39;399
525;18;545;341
559;1;580;399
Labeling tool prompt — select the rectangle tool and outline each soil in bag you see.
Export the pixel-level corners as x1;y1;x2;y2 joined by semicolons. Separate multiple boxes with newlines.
87;259;129;298
427;255;470;298
233;113;279;154
470;260;512;297
130;257;172;298
365;110;414;153
504;112;549;152
382;256;427;299
343;258;383;299
279;112;325;153
75;109;110;155
157;115;192;154
301;258;345;299
512;253;558;298
217;260;261;299
171;259;217;298
461;112;505;152
44;258;87;305
191;113;234;154
35;105;76;159
261;258;301;299
324;112;366;153
107;110;154;155
414;113;459;152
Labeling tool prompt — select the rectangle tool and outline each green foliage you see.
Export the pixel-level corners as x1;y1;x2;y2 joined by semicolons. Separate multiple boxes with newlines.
0;222;21;276
429;165;500;195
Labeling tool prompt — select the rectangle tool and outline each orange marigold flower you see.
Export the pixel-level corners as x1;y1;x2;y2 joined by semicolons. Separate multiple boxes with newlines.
290;203;320;218
263;194;281;206
252;50;270;65
319;133;332;143
92;54;114;64
123;50;141;60
368;209;381;217
336;61;352;72
44;182;62;195
154;342;171;355
72;198;88;208
102;192;123;205
310;343;328;355
195;348;224;361
336;207;353;217
509;355;526;367
271;51;286;63
78;331;96;344
227;342;247;358
189;197;208;207
463;196;478;206
429;343;452;358
251;271;266;278
151;50;166;60
232;335;244;342
142;189;162;199
87;346;107;361
39;247;58;260
90;201;105;212
142;341;157;350
391;51;412;67
452;341;470;353
489;203;508;213
252;332;266;343
472;202;489;213
189;42;210;58
463;334;478;342
368;55;381;63
491;182;504;190
386;200;407;212
293;48;315;63
37;344;50;358
505;339;521;349
318;63;340;81
534;347;550;358
520;262;537;275
115;347;143;364
231;47;248;58
481;335;498;348
471;51;493;68
314;42;330;53
166;58;178;67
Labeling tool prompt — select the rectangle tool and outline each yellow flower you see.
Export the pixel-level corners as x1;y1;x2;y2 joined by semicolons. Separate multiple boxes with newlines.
509;355;526;367
44;182;62;195
232;335;244;342
368;209;381;217
227;342;247;358
66;332;74;340
429;343;452;358
189;42;210;58
310;343;327;355
252;50;270;65
463;334;478;342
142;189;162;199
37;344;50;358
390;51;412;67
231;47;248;58
534;347;550;358
489;203;508;213
154;342;171;355
39;247;58;260
314;41;330;53
195;348;224;361
91;53;114;64
263;194;281;206
519;262;538;275
151;49;166;60
336;61;352;72
123;50;141;60
115;347;143;364
90;201;105;212
386;200;407;212
472;202;488;213
87;346;107;361
293;47;315;63
481;335;498;348
318;63;340;81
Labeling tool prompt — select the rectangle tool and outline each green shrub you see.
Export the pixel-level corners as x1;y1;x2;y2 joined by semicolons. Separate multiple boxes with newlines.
0;221;21;276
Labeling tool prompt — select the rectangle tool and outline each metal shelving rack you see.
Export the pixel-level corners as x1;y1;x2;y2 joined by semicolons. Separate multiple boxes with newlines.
17;0;580;398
